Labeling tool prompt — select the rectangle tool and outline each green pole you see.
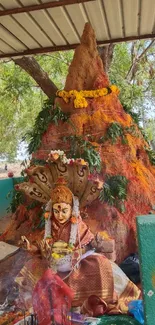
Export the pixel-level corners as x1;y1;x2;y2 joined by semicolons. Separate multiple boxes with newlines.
137;215;155;325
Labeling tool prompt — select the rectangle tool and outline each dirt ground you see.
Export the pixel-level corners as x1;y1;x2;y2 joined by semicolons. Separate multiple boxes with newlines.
0;214;11;235
0;162;23;179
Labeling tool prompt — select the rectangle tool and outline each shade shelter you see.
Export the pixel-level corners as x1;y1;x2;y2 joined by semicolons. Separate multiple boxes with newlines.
0;0;154;59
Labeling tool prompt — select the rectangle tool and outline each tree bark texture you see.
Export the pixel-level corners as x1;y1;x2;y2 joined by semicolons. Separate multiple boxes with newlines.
14;56;58;97
98;44;115;73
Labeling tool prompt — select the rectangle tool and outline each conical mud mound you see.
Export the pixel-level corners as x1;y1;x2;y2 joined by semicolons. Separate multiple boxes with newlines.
3;23;155;263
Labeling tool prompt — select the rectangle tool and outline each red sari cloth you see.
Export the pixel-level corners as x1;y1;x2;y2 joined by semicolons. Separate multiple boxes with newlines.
33;269;74;325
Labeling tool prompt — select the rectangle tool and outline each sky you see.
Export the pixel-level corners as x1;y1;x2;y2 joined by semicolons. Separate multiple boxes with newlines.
17;142;29;161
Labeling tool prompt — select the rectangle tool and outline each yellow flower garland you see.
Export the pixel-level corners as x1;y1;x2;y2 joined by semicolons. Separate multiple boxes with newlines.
56;85;119;109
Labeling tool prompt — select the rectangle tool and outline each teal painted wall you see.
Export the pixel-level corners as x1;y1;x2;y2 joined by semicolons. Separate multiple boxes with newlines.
0;178;13;218
137;215;155;325
0;177;23;218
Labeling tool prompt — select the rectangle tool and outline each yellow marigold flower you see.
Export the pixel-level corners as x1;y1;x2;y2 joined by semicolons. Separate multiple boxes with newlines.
63;97;69;103
57;85;119;108
100;89;108;96
59;90;65;96
89;91;94;97
110;85;120;95
52;253;65;259
98;231;111;240
68;90;75;96
52;253;60;259
78;158;87;165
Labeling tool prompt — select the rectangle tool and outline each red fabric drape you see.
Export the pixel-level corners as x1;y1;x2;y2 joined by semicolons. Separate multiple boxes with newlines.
33;269;74;325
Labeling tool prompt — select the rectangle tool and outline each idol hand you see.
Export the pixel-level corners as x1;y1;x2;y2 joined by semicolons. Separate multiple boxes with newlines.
21;236;31;251
37;239;51;260
21;236;38;253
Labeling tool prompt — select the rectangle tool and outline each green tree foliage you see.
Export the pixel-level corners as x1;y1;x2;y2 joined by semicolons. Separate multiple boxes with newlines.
0;52;74;161
0;61;42;160
24;96;70;154
99;175;129;212
109;41;155;126
36;51;74;89
145;118;155;150
63;135;101;172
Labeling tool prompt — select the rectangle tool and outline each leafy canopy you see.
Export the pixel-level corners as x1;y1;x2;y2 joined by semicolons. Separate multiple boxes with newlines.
0;52;74;161
109;41;155;125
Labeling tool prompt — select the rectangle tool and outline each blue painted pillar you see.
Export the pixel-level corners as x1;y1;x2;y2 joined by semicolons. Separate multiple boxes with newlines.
137;215;155;325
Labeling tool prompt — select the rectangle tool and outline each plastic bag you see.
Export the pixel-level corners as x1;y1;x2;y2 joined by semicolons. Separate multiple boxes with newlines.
84;317;101;325
128;300;144;324
119;253;140;284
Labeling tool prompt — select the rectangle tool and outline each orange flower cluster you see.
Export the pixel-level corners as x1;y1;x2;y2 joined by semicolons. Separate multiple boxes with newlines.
71;216;77;224
131;161;151;189
44;212;50;219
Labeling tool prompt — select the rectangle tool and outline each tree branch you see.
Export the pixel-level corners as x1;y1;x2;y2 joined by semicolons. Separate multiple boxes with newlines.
131;42;135;63
138;40;155;60
125;40;155;81
14;56;58;97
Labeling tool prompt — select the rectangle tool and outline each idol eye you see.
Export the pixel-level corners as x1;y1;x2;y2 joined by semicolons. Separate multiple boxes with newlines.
62;209;68;213
53;209;59;214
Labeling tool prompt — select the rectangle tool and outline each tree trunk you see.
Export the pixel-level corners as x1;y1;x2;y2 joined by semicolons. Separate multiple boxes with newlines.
98;44;115;73
14;57;57;97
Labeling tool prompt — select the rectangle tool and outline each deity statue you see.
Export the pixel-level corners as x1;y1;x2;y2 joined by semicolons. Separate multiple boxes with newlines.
14;151;141;322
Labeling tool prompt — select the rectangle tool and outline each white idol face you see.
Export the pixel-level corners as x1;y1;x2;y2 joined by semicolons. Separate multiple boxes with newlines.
53;202;72;224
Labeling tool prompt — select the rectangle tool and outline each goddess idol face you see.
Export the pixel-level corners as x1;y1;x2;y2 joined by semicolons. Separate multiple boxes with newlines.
53;202;72;224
